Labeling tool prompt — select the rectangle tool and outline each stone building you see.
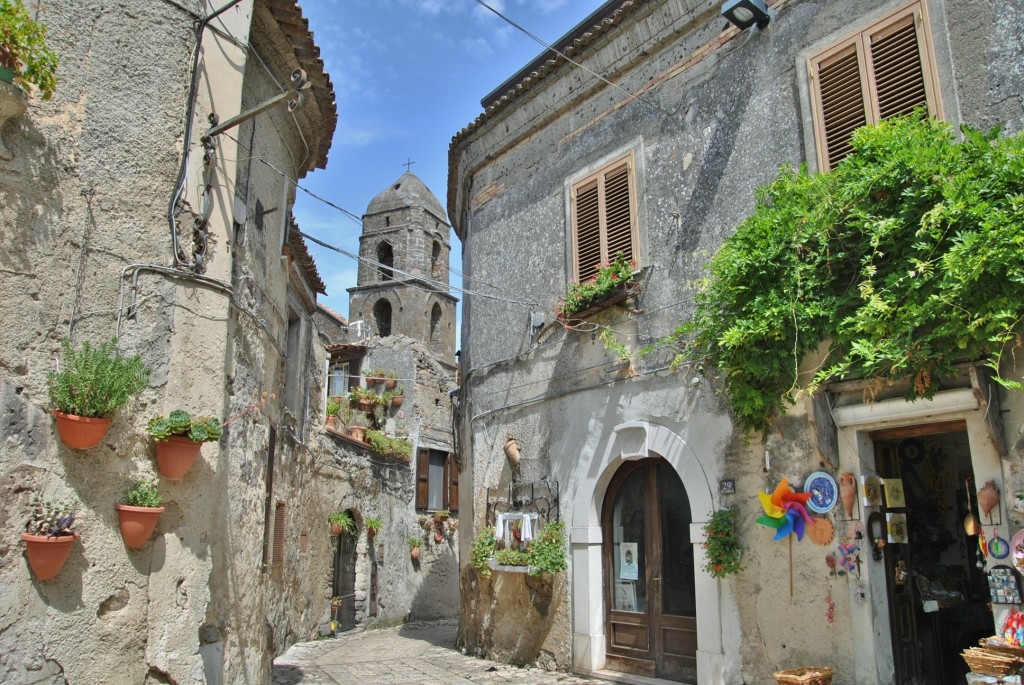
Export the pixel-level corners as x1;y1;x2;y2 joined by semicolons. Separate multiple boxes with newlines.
311;171;461;629
448;1;1023;684
0;1;341;683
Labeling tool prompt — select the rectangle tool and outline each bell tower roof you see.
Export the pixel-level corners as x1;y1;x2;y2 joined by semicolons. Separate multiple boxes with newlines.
366;171;447;223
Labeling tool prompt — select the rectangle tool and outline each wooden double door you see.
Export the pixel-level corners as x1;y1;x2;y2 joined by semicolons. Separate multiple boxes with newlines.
603;458;697;682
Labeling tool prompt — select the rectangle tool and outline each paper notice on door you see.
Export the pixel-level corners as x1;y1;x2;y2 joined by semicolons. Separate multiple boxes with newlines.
620;542;639;580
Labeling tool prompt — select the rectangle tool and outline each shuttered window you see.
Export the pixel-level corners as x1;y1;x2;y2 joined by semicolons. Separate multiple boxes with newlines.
570;152;638;283
416;448;458;513
272;501;286;566
809;2;942;171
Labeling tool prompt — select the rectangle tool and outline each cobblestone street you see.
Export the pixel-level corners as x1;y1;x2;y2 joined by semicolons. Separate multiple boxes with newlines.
272;620;616;685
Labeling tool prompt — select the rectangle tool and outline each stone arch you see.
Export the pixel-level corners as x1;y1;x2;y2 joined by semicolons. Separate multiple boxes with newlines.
570;420;723;682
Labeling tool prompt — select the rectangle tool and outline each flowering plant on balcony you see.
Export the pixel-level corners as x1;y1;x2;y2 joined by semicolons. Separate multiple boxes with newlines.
555;252;638;320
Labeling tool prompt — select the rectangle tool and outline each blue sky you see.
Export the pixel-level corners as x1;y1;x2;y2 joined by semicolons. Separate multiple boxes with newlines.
293;0;605;321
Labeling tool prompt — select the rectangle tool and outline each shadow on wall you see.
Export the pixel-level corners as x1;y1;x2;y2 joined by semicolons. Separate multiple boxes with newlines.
409;538;460;621
457;565;567;669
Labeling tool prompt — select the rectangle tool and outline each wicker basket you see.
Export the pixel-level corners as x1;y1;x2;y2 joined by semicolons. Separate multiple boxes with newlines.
961;647;1020;677
773;667;834;685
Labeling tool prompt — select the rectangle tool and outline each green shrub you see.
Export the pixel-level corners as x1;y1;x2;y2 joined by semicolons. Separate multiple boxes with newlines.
48;338;150;418
365;430;412;460
0;0;58;99
470;526;496;578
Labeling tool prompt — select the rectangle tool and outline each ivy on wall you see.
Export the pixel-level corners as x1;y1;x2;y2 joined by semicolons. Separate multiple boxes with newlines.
662;115;1024;436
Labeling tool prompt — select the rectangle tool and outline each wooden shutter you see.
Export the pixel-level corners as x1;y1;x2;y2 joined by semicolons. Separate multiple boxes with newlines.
810;2;941;171
272;501;286;565
573;181;601;282
416;448;429;510
450;450;462;509
603;163;634;264
867;14;928;120
814;43;868;171
571;152;638;282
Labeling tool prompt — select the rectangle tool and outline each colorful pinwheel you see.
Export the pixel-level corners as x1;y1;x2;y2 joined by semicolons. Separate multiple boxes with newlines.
756;479;815;541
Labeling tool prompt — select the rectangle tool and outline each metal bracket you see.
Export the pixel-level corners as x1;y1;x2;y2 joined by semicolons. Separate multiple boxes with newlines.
202;68;310;143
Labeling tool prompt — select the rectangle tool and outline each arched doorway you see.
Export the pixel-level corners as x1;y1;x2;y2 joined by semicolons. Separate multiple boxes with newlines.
332;517;357;631
602;458;696;682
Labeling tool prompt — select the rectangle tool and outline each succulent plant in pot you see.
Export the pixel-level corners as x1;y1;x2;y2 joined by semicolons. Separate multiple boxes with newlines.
115;478;165;549
147;409;222;481
0;0;58;99
325;397;341;430
48;337;150;449
21;496;77;580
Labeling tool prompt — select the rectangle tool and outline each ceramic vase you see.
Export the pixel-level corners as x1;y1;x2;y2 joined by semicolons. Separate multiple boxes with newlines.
840;472;857;518
978;480;1000;518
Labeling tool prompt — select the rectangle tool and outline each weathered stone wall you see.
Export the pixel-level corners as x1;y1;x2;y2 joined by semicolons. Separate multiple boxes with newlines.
0;0;337;683
450;0;1024;682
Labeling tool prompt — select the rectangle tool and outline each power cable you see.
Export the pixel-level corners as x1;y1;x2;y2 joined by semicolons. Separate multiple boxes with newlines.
472;0;672;116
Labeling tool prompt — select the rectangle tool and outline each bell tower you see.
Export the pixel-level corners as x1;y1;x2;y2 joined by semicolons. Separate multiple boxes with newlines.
348;171;457;365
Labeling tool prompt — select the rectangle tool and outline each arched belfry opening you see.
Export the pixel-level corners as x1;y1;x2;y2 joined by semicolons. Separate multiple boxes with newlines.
373;299;392;337
377;241;394;281
430;303;442;344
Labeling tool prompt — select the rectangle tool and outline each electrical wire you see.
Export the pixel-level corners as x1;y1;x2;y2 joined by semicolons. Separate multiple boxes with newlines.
472;0;672;116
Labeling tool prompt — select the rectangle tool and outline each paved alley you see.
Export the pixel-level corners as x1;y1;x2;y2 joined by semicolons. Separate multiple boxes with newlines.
272;620;616;685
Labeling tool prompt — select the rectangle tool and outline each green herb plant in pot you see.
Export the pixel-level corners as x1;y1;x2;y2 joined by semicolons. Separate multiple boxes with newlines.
21;496;77;580
328;511;355;537
147;410;222;480
0;0;58;99
115;478;165;549
48;337;150;450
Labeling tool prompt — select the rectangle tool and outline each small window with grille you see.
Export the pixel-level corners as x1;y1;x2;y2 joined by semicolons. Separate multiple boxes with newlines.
808;1;942;171
570;151;639;283
272;501;286;566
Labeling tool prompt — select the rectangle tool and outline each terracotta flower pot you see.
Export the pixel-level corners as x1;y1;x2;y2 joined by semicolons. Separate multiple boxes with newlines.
347;425;367;442
384;379;397;390
155;435;203;480
410;546;420;560
330;522;342;537
367;528;377;540
53;410;112;450
391;395;404;408
21;532;78;580
326;415;337;430
433;532;443;543
115;505;165;548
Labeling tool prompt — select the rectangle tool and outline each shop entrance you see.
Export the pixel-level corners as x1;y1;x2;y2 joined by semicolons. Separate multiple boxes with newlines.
873;423;992;685
602;458;697;682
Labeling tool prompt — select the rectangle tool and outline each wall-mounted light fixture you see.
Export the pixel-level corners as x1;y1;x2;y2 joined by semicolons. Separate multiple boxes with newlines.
721;0;770;30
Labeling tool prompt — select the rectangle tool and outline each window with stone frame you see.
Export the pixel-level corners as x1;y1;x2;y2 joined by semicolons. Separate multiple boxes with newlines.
570;151;639;283
416;449;458;513
808;1;942;171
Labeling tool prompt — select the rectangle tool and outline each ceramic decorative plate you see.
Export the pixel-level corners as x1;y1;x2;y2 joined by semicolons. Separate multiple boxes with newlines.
1011;529;1024;571
804;471;839;515
990;531;1010;559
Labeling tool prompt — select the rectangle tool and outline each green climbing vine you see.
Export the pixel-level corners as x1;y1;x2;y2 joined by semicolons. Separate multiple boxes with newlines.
659;114;1024;436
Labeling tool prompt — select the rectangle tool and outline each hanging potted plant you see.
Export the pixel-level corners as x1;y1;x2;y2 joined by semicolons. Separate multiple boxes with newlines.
347;386;376;412
147;410;222;480
387;387;404;408
383;372;398;390
364;515;382;540
325;397;341;430
702;508;743;579
21;496;77;581
0;0;58;99
409;535;423;560
328;511;355;538
114;478;165;549
48;337;150;450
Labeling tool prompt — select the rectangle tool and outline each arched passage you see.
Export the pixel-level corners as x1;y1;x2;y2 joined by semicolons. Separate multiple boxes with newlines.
373;299;392;337
377;241;394;281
